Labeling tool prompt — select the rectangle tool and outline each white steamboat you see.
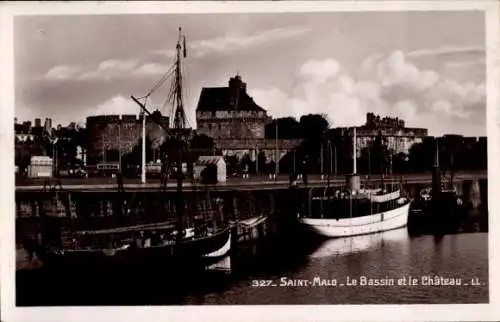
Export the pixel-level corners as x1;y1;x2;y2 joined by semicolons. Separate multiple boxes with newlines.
299;128;411;238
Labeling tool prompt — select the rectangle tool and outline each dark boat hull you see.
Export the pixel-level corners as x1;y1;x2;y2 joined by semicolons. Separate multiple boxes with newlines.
41;228;231;273
408;194;468;235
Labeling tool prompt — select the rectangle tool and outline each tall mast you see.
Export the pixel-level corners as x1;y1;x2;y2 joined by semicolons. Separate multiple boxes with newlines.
174;27;187;130
131;27;189;245
173;27;187;245
432;138;441;200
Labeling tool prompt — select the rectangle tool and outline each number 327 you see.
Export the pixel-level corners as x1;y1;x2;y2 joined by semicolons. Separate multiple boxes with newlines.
251;280;274;287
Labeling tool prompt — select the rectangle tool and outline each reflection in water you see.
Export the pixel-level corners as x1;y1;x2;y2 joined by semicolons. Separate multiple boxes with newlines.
189;232;488;305
17;229;488;306
309;227;409;258
207;255;232;272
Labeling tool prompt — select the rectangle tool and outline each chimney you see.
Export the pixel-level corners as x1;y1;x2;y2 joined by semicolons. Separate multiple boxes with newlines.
35;118;41;128
229;75;246;107
366;113;374;127
229;75;245;92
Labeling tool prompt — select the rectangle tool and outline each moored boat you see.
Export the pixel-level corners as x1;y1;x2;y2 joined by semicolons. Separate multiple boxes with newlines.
42;222;231;271
298;128;411;238
31;27;232;272
408;140;467;235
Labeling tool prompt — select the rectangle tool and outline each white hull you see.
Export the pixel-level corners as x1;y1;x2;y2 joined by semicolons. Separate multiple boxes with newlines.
203;233;231;258
299;202;411;238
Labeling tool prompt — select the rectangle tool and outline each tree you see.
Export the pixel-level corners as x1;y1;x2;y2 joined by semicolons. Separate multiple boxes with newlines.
265;114;330;140
106;149;120;162
392;152;410;173
190;134;214;151
257;151;267;174
122;137;145;167
240;153;252;170
265;117;301;139
225;155;239;175
275;114;331;174
299;114;329;138
408;137;436;172
371;131;389;174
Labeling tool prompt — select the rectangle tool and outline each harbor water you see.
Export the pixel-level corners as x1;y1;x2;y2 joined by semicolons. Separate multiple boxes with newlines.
182;230;488;305
15;178;488;306
16;228;488;306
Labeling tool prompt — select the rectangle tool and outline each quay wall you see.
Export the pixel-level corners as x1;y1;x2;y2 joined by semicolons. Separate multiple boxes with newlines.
15;177;488;249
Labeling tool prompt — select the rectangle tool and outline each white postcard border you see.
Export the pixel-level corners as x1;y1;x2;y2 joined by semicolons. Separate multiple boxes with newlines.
1;1;499;321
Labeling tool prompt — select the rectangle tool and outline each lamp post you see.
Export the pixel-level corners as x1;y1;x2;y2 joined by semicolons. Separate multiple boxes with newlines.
320;142;324;179
326;140;331;188
118;118;122;173
101;134;106;164
255;146;259;175
334;145;337;176
141;111;146;184
328;140;333;175
275;119;279;179
52;141;57;177
368;141;371;179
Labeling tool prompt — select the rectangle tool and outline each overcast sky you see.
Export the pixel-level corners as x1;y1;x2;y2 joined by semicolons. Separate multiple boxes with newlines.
15;11;485;136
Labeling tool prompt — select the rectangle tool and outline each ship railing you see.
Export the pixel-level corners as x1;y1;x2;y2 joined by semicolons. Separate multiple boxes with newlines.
310;190;401;202
369;190;401;203
359;188;382;195
62;239;180;253
67;225;230;251
76;221;176;235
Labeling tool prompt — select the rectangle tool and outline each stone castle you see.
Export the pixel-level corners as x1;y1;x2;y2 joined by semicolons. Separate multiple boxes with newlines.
196;75;300;161
333;112;429;156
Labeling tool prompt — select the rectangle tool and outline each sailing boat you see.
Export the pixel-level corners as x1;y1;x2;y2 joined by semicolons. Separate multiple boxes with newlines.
40;28;231;270
298;128;411;238
413;139;462;205
408;139;466;235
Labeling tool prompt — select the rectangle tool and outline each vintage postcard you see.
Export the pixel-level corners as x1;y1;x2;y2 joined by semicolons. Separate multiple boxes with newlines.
1;1;499;321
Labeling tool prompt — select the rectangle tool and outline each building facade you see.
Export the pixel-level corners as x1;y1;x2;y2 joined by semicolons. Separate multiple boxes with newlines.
86;114;170;164
333;113;429;156
196;75;271;140
14;118;45;162
196;75;300;162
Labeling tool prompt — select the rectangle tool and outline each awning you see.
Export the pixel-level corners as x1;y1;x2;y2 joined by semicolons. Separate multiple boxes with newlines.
238;216;268;228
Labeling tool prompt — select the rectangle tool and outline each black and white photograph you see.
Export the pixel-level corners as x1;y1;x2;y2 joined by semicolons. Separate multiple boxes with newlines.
1;1;499;321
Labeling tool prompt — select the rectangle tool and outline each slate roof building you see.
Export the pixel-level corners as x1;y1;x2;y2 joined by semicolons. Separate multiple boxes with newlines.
195;75;301;170
196;75;270;140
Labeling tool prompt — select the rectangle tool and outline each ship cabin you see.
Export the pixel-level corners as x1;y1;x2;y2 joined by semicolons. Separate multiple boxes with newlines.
304;183;408;220
67;222;199;252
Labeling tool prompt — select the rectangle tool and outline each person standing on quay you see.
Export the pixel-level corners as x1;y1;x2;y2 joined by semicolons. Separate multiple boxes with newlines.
301;157;308;185
269;160;276;180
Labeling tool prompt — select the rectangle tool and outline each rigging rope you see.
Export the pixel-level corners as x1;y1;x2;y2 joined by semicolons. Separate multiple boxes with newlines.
182;62;193;129
146;64;176;98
